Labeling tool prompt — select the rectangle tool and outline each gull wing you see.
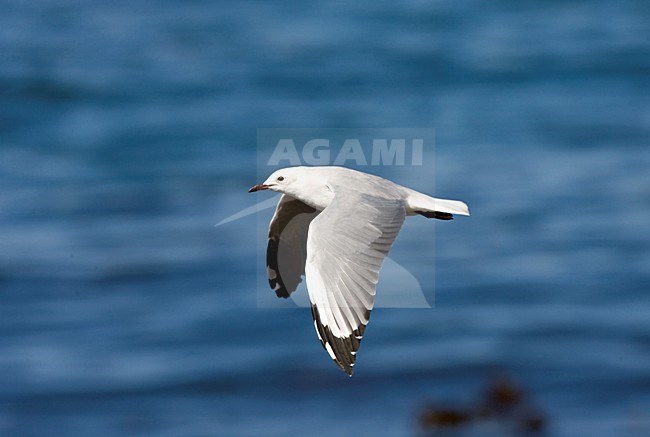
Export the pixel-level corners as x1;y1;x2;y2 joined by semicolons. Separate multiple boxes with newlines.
267;194;320;298
305;190;406;375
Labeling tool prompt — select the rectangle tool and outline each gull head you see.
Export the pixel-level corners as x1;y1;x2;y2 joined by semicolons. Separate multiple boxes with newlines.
248;167;301;194
249;167;332;210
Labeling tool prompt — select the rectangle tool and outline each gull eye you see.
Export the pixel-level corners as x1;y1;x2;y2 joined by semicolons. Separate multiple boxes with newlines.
277;176;284;182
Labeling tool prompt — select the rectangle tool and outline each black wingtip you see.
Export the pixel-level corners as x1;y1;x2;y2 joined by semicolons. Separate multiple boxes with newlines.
271;283;290;298
332;358;354;377
266;237;291;298
415;210;454;220
311;305;369;376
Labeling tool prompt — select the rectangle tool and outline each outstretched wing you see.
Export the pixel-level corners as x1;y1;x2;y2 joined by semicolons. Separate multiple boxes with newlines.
267;194;320;298
305;191;406;375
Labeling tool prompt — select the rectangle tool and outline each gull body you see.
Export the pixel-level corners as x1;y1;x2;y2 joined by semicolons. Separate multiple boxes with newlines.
250;166;469;217
250;166;469;375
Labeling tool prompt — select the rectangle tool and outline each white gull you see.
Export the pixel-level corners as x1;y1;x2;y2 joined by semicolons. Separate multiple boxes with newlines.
249;166;469;375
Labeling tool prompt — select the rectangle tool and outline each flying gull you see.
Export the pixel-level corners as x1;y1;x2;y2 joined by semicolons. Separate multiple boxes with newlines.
249;166;469;375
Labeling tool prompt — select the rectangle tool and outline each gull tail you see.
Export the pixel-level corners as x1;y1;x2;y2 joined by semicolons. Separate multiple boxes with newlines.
406;189;470;220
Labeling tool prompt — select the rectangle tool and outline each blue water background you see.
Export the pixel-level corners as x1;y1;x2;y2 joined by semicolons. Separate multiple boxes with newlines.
1;1;648;436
